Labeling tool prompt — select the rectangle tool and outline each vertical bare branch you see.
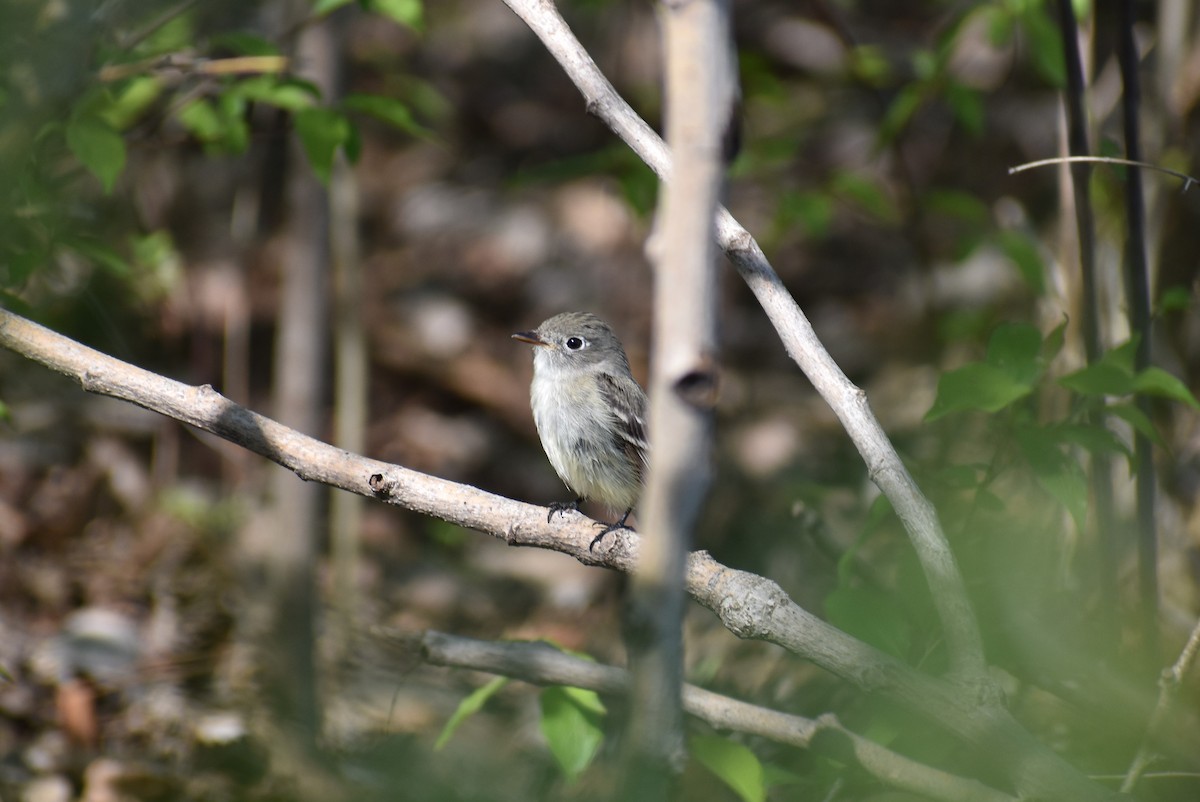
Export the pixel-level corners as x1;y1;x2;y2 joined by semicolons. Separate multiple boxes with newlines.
1116;0;1159;654
330;146;366;624
1056;0;1119;638
623;0;733;790
256;0;335;741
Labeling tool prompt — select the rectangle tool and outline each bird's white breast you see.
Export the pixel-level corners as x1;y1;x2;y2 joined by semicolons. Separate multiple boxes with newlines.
528;351;639;512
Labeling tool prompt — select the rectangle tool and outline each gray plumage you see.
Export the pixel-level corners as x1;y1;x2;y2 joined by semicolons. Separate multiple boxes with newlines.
513;312;648;520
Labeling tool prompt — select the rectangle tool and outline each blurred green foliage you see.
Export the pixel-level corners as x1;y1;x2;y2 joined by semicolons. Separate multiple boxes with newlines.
0;0;427;296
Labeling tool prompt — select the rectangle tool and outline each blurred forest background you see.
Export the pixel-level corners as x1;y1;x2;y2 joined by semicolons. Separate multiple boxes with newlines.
2;0;1200;800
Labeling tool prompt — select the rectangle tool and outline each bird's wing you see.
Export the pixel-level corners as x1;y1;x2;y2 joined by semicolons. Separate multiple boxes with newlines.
598;372;649;478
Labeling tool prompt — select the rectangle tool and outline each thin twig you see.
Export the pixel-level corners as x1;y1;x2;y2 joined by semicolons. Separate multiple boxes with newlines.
1009;156;1198;191
1121;617;1200;793
114;0;202;51
99;55;289;82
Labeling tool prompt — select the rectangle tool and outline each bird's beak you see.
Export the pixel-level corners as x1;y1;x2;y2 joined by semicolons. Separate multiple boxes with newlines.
512;330;548;346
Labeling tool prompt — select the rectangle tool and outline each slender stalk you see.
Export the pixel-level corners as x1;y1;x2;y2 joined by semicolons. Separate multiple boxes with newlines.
1056;0;1119;640
1116;0;1160;658
1009;156;1199;188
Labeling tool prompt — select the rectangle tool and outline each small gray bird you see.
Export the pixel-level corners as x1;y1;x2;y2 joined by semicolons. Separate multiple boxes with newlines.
513;312;648;548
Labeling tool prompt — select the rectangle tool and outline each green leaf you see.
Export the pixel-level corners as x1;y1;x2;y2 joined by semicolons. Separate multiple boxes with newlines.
945;82;984;136
689;735;766;802
839;495;893;584
824;586;913;659
313;0;354;15
235;75;318;111
539;686;604;782
922;189;990;225
974;486;1006;512
1108;402;1162;445
132;11;194;56
848;45;891;86
178;96;250;153
925;362;1033;420
932;463;982;490
618;165;658;218
996;229;1045;294
294;107;353;184
761;763;807;791
1042;316;1068;361
215;93;250;152
559;684;606;717
1158;285;1193;314
343;120;362;163
880;84;924;145
211;32;281;56
342;93;431;137
435;676;509;750
178;98;221;139
1058;361;1134;397
366;0;423;29
1102;141;1128;163
1017;428;1087;531
986;322;1043;385
912;49;938;81
1045;423;1130;458
775;190;834;238
985;5;1016;46
66;114;126;192
2;248;46;288
831;171;898;224
849;45;891;86
1132;367;1200;408
103;76;163;130
1107;338;1140;371
1019;4;1065;88
62;237;130;276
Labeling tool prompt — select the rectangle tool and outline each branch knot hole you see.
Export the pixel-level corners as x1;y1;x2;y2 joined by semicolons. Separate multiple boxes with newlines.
674;357;719;410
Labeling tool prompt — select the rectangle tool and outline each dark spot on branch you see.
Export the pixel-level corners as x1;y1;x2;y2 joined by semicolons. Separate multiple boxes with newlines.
674;357;719;409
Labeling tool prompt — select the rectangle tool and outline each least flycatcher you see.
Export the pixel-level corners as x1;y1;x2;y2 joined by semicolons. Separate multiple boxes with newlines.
513;312;648;548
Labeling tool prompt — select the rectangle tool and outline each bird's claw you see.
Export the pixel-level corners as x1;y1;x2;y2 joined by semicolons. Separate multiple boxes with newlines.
547;499;582;523
588;512;635;551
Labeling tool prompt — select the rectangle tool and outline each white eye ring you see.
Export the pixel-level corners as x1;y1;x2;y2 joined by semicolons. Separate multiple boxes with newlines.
565;336;586;351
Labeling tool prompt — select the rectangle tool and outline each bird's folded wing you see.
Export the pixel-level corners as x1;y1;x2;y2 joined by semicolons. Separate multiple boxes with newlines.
598;372;649;476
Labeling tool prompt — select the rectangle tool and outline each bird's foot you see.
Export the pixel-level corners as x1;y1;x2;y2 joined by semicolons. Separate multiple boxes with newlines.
589;509;634;551
547;498;583;523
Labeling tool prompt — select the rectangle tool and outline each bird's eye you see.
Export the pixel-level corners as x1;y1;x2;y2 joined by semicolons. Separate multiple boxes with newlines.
565;336;585;350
